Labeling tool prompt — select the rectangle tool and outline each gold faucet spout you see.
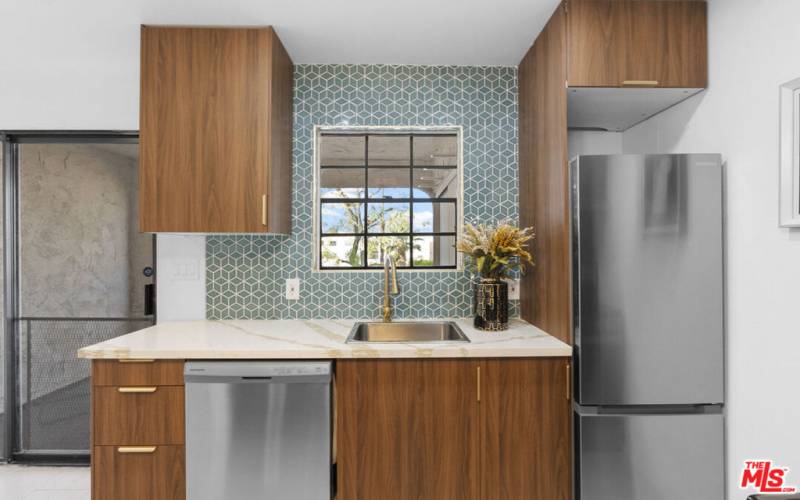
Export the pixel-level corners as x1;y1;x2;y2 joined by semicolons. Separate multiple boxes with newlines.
383;254;399;322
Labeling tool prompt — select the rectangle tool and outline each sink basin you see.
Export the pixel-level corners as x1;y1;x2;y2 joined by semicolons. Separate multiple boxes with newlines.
346;321;470;344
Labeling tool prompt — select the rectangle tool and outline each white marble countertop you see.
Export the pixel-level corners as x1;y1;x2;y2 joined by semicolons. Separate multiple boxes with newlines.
77;318;572;359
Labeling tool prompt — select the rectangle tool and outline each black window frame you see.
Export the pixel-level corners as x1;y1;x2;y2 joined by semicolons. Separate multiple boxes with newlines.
317;131;460;270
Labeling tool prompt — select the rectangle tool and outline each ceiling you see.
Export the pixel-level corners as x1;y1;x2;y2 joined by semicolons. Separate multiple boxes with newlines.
4;0;559;66
1;0;559;129
267;0;560;64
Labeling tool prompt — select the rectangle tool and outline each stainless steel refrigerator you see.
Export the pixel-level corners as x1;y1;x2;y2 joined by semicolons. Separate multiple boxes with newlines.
571;154;725;500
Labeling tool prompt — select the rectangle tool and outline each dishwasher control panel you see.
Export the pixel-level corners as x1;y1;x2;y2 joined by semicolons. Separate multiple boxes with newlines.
184;361;332;381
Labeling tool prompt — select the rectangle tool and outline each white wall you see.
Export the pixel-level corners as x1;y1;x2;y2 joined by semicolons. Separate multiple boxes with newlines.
622;0;800;495
567;130;623;159
0;0;559;126
156;235;206;322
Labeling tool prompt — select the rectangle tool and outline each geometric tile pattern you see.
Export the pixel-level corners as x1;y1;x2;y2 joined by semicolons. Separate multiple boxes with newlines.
207;65;519;319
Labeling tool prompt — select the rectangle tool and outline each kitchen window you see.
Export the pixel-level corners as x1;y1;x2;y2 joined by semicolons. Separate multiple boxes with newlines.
315;128;462;270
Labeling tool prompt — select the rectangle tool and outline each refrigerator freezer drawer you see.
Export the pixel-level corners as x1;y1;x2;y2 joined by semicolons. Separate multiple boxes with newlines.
576;410;724;500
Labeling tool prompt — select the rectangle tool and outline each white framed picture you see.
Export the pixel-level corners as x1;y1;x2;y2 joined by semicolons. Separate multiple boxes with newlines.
779;77;800;227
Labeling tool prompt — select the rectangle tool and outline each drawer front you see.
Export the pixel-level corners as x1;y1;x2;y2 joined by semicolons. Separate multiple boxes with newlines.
93;360;185;386
92;445;185;500
94;386;185;445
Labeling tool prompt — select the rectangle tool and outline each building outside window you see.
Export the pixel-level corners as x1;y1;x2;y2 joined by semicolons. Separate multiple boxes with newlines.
315;128;462;270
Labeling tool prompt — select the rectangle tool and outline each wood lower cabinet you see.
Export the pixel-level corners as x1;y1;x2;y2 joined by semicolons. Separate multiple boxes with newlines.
139;26;293;233
336;358;571;500
92;360;185;500
91;358;569;500
93;386;185;446
92;360;185;386
481;358;571;500
336;359;480;500
92;445;185;500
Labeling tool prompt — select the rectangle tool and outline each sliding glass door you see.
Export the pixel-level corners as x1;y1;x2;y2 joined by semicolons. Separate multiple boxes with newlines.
2;133;154;462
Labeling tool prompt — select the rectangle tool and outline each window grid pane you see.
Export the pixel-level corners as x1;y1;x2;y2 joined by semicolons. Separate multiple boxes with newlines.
320;132;458;269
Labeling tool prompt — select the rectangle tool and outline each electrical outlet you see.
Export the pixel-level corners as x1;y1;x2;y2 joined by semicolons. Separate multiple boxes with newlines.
286;278;300;300
505;279;521;300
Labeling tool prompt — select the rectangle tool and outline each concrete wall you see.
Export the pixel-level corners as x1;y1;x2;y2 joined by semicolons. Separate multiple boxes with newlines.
19;144;147;317
18;144;152;401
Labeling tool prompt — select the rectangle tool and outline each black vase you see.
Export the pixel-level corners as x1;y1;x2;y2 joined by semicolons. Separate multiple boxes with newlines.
473;279;509;331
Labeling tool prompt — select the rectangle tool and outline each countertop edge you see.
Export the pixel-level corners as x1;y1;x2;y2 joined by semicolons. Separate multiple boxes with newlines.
76;319;573;360
77;346;573;360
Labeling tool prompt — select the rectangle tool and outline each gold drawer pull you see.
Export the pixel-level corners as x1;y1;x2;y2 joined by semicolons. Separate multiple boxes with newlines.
262;194;268;226
477;366;481;403
118;359;155;363
117;386;157;394
621;80;659;87
117;446;156;454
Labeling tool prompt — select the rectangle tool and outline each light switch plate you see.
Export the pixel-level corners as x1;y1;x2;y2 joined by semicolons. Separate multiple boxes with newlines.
286;278;300;300
505;279;521;300
171;259;202;282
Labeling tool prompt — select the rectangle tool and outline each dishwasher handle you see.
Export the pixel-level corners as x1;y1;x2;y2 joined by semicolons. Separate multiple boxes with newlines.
185;361;332;384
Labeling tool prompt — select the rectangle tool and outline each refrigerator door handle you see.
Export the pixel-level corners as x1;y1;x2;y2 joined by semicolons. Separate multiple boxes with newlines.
576;403;723;416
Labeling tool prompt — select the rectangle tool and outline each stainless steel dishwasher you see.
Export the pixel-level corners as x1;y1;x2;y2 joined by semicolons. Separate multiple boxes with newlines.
185;361;332;500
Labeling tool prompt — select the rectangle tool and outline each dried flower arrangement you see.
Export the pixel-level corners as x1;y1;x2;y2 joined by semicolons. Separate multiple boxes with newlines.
456;221;535;280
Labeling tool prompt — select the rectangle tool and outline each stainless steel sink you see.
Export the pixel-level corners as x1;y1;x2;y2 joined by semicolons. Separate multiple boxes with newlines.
346;321;470;344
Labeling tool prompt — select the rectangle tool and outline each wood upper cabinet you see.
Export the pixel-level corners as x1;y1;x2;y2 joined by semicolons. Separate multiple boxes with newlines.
624;1;708;88
139;26;293;233
567;0;626;87
521;1;707;338
519;5;572;345
336;358;571;500
566;0;708;88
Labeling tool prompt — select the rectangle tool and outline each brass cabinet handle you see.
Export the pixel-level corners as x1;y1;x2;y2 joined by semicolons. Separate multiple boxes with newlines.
477;366;481;403
566;363;572;401
262;194;267;226
118;359;155;363
117;386;157;394
621;80;659;87
117;446;156;454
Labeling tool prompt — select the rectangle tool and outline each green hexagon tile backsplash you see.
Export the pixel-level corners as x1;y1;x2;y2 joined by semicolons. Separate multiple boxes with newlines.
207;64;519;319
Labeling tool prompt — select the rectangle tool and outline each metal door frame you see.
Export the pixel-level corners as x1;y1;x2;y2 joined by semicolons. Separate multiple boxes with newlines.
1;131;149;464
